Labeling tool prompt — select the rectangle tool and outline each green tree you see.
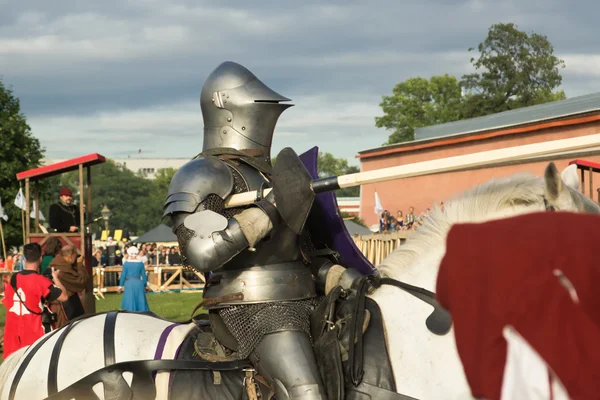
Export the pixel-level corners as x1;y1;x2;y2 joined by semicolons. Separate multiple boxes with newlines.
375;74;462;144
58;160;164;236
0;80;46;249
273;152;360;197
150;167;177;227
460;22;566;118
317;152;360;197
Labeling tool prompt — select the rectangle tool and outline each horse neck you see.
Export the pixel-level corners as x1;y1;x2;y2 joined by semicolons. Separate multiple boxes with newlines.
377;201;545;285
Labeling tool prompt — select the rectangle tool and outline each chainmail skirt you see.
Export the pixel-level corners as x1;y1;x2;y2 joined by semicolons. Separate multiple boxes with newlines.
217;298;322;359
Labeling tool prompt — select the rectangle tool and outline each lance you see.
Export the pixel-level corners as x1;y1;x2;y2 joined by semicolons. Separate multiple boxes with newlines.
224;133;600;233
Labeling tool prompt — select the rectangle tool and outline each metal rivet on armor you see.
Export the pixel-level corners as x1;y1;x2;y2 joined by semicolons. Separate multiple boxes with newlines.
241;126;246;130
224;100;227;103
227;117;232;122
223;130;227;134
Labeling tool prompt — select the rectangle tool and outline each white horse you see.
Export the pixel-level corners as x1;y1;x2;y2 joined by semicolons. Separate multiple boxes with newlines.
367;161;600;399
0;162;597;400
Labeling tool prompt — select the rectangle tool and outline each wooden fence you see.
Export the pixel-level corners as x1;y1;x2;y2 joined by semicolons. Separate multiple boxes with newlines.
351;231;413;265
93;265;205;296
0;232;413;299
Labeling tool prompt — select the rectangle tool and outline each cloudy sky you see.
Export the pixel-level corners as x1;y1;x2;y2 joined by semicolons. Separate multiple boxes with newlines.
2;0;599;165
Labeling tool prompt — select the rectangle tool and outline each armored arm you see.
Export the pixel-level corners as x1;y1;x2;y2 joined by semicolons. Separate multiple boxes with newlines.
163;156;275;273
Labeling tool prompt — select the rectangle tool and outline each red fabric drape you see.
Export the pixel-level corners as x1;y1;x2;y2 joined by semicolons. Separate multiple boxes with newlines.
436;212;600;400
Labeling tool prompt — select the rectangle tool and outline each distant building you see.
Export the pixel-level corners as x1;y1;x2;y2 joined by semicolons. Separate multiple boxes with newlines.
358;92;600;227
42;157;190;179
337;197;360;216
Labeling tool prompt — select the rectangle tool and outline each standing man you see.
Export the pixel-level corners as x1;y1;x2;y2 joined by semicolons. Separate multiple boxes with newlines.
163;61;331;399
48;187;82;233
2;243;68;358
49;244;88;328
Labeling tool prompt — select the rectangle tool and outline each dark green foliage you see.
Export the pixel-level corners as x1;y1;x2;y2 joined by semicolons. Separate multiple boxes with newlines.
318;152;360;197
376;23;567;144
375;75;462;143
460;22;566;118
56;162;177;236
0;80;46;249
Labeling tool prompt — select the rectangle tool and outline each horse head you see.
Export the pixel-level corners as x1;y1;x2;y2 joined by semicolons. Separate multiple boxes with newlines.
543;162;600;214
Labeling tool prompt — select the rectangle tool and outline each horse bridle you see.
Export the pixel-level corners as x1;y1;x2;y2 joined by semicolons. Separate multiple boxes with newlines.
543;196;556;212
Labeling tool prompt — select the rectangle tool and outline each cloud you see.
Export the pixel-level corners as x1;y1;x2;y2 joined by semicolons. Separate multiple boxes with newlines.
3;0;600;164
29;93;385;162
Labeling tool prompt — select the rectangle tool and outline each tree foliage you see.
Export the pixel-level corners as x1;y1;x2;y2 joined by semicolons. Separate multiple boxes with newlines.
376;23;567;144
375;75;462;143
272;151;360;197
318;152;360;197
57;162;176;237
460;22;566;118
0;80;47;250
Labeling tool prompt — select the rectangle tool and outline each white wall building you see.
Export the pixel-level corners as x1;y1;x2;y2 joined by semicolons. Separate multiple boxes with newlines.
43;157;190;179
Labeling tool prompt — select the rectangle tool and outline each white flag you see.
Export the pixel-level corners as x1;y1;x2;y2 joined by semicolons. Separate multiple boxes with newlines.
374;191;383;216
14;188;26;210
30;202;46;221
0;197;7;222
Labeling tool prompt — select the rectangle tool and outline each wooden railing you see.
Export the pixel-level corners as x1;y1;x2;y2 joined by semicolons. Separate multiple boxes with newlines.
2;232;417;298
351;231;414;265
93;265;205;295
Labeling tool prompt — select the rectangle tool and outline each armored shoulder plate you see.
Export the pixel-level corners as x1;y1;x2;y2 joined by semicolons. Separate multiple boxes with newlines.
163;156;234;218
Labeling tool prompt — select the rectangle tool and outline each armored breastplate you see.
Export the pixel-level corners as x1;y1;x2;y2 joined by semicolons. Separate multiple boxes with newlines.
203;159;317;308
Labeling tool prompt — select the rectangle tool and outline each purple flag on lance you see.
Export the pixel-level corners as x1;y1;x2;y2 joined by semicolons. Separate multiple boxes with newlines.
299;146;375;275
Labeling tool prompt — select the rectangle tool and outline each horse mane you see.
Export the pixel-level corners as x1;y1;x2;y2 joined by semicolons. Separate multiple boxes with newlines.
377;173;545;277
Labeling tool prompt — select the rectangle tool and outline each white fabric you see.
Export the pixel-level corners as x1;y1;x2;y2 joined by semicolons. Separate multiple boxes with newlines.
0;197;8;222
13;188;26;210
29;202;46;221
155;323;196;399
374;191;383;216
127;246;139;256
233;207;273;247
501;326;571;400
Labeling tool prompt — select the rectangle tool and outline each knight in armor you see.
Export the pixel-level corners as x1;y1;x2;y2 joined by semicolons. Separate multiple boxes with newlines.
163;61;328;399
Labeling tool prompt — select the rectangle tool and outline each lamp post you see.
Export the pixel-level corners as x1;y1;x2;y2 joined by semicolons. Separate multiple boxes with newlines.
101;204;111;232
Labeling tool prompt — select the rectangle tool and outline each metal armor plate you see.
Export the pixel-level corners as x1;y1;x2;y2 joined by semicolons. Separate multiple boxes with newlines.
163;156;234;218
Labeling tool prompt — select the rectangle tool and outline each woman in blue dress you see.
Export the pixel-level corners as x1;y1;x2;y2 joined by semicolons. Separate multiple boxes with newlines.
118;246;150;312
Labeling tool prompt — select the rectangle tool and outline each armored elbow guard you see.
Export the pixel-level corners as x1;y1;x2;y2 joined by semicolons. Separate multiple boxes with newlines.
179;210;249;273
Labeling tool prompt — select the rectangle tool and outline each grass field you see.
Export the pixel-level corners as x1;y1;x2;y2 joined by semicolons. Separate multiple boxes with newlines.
0;291;205;331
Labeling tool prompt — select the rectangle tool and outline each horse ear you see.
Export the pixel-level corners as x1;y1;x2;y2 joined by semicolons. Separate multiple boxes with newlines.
544;162;563;201
560;164;580;191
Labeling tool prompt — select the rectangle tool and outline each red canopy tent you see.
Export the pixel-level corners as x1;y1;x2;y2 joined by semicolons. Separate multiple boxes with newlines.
16;153;106;313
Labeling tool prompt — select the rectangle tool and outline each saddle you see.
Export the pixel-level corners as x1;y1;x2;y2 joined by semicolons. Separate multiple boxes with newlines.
168;317;275;400
310;277;418;400
169;278;410;400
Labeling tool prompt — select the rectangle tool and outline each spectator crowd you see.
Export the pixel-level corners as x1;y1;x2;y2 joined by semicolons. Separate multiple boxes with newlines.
378;202;444;233
90;239;182;268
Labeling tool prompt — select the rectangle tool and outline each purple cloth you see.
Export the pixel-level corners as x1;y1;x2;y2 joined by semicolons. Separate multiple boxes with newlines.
299;146;375;275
